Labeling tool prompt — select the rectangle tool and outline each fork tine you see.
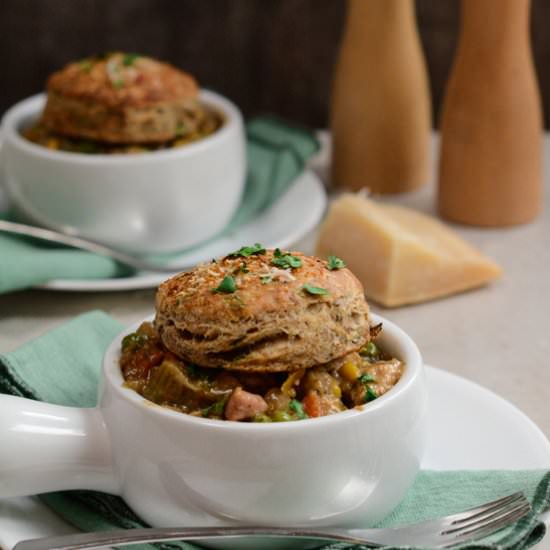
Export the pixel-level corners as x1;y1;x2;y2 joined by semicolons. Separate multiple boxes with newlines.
443;502;531;546
440;491;525;525
442;495;530;533
446;507;531;549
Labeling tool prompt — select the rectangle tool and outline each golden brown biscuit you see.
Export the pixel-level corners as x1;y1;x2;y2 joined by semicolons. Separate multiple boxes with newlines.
155;248;370;372
41;52;205;143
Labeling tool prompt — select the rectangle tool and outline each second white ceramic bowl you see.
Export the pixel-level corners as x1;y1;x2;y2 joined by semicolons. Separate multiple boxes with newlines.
0;314;427;530
0;92;246;254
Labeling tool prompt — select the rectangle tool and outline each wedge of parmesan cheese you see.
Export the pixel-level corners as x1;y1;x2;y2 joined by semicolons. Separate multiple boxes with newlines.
316;194;501;307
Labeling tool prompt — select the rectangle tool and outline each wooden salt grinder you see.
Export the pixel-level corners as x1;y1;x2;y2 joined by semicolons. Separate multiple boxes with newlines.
438;0;542;226
330;0;431;194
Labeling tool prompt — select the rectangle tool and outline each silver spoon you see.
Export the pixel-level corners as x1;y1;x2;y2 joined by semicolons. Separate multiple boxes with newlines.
0;219;188;273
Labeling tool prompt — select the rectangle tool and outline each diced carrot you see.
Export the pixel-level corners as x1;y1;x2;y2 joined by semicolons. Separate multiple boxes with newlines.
302;391;322;418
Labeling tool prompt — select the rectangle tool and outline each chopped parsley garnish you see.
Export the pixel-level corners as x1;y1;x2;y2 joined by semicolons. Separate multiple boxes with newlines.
228;243;266;258
327;255;346;270
112;78;124;89
123;53;141;66
360;341;380;360
365;386;378;402
212;276;237;293
121;332;147;352
271;249;302;269
260;275;272;284
359;373;376;384
289;399;308;420
302;283;329;296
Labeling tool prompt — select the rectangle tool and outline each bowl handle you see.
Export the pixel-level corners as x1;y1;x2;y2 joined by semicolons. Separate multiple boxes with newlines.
0;395;118;497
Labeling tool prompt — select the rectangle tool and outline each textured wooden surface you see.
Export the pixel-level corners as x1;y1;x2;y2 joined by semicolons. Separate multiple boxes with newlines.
1;0;550;126
2;0;548;128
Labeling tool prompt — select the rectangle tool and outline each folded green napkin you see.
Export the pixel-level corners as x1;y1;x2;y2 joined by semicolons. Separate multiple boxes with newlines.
0;116;320;294
0;311;548;550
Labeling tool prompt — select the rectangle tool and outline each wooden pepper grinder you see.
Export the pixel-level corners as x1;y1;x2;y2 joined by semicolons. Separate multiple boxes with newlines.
438;0;542;226
330;0;431;194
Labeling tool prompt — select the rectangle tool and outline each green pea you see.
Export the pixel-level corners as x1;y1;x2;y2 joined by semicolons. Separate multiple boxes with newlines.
289;399;308;420
121;332;147;352
365;386;378;402
361;341;379;359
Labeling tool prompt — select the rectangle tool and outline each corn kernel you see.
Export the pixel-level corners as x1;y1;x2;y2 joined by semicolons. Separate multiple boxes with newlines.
46;138;59;150
281;368;305;396
340;362;360;381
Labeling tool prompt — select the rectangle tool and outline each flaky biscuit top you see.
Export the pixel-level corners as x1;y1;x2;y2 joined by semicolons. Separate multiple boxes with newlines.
155;249;371;372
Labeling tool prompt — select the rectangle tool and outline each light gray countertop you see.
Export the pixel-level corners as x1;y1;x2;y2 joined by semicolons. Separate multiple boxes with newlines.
0;134;549;441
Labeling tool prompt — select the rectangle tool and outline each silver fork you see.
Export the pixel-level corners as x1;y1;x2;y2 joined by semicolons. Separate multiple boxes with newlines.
14;491;531;550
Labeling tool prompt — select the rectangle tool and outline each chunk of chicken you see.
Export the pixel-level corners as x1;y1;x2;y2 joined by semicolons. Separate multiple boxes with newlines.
225;387;268;421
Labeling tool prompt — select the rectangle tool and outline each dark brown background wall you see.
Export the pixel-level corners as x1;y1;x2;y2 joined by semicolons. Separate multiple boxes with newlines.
1;0;550;128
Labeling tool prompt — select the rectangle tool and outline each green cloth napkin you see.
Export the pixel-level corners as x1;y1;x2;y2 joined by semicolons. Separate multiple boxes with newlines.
0;116;320;294
0;311;549;550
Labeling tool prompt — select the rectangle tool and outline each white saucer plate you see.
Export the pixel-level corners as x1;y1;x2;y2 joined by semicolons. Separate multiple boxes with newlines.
1;365;549;549
36;169;327;292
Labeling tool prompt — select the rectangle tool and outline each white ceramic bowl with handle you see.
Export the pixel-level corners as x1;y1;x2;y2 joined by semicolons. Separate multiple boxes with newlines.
0;314;426;529
0;91;246;254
